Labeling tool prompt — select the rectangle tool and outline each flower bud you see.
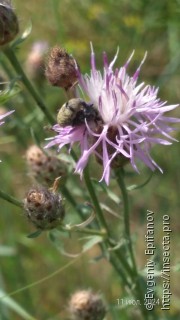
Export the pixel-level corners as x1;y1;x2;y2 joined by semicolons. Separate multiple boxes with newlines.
25;41;48;82
25;145;67;186
24;187;65;230
45;46;78;90
68;290;106;320
0;1;19;46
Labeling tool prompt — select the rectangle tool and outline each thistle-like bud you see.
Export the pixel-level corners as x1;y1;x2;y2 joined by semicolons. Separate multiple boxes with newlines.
0;1;19;46
25;41;48;82
68;290;106;320
25;145;67;186
24;187;65;230
45;46;78;90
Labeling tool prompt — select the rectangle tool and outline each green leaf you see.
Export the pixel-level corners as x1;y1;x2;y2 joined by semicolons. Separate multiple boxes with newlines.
106;188;120;204
92;179;120;204
48;230;56;242
0;86;20;105
100;203;120;219
11;22;32;48
48;230;80;257
27;230;42;238
127;172;154;191
82;235;103;252
49;231;103;258
0;290;36;320
89;254;104;263
108;239;127;252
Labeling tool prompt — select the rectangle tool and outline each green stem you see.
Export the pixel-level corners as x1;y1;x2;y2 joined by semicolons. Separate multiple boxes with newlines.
109;243;134;278
61;184;132;289
115;169;136;271
0;189;22;208
109;252;132;289
115;169;156;319
2;45;55;125
83;166;109;232
83;167;135;285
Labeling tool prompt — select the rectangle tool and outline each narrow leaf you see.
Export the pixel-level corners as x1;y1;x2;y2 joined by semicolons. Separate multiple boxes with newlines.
127;172;154;191
27;230;42;238
11;22;32;48
0;290;36;320
82;236;103;252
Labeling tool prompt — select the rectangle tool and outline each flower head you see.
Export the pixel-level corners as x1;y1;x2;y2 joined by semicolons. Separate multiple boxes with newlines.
46;45;179;184
45;46;78;90
24;186;65;230
68;290;106;320
25;145;67;186
0;1;19;46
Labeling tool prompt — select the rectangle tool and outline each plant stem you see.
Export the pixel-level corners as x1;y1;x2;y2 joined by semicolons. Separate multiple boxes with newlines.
60;182;133;292
0;189;22;208
109;252;132;289
83;167;136;285
83;166;110;232
2;45;55;125
115;168;156;319
115;169;136;271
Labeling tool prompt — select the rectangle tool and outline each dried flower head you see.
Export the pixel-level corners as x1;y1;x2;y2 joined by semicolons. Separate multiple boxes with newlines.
25;41;48;81
46;44;180;185
45;46;78;90
25;145;67;186
24;186;65;230
0;1;19;46
68;290;106;320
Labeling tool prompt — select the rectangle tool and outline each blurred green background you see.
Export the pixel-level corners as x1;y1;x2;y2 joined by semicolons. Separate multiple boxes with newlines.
0;0;180;319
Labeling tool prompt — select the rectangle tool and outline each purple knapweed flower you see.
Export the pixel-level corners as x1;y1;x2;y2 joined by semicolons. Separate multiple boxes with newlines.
46;44;179;185
0;110;14;126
